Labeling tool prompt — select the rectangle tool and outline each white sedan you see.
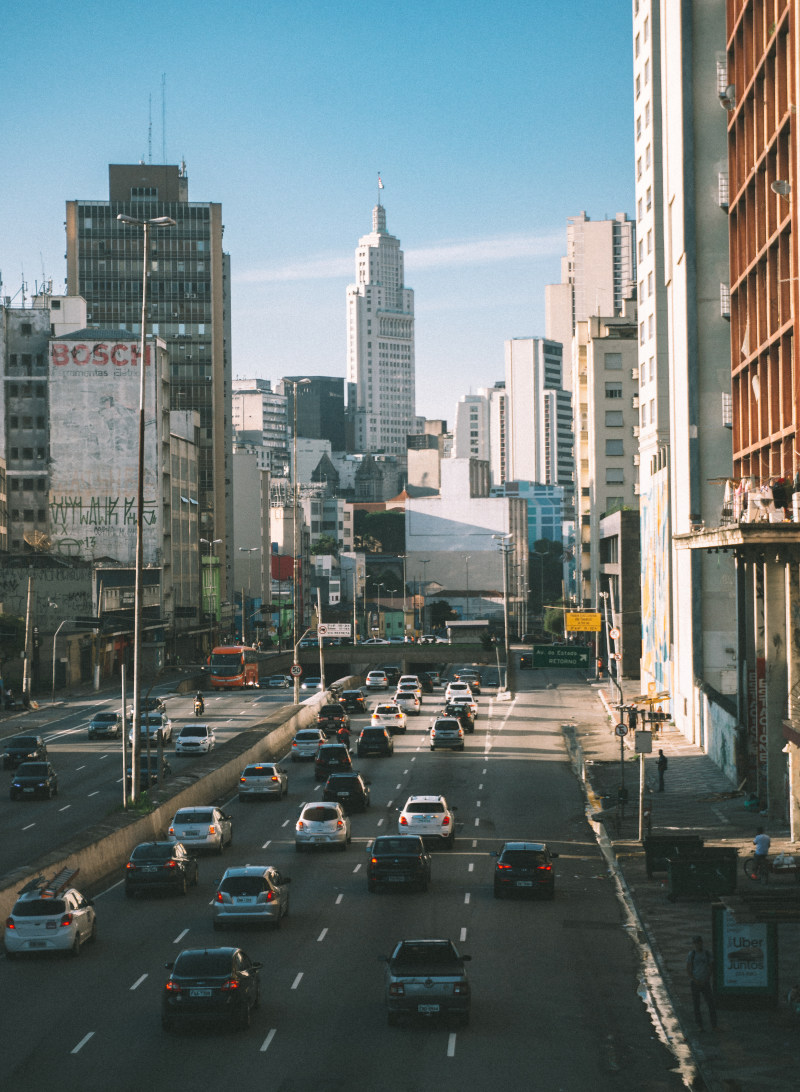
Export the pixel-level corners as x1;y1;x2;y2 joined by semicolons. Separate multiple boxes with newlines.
167;806;233;854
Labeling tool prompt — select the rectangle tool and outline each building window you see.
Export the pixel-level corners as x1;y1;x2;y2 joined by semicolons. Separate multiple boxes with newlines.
606;468;624;485
606;439;624;456
605;411;624;427
604;352;622;370
605;383;623;399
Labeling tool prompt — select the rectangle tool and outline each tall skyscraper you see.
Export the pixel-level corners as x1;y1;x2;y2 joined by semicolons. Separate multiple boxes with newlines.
346;201;415;455
66;163;233;595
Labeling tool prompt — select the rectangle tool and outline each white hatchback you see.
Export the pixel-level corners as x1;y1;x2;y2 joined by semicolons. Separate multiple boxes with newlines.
295;801;351;851
4;868;96;958
445;680;474;705
393;689;421;716
366;671;389;691
397;794;456;849
168;806;233;854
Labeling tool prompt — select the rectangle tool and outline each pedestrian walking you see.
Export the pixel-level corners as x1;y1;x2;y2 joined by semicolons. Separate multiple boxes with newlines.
656;748;668;792
686;935;717;1031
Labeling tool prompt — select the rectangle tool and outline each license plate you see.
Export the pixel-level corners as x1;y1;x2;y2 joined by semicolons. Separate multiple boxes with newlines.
190;989;212;998
337;792;349;797
418;1003;440;1013
29;940;46;948
23;788;34;793
516;880;533;887
234;897;254;904
143;866;157;873
385;876;405;882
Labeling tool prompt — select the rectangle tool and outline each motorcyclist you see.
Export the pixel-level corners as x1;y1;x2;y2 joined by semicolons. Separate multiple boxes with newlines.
337;725;351;749
194;691;205;716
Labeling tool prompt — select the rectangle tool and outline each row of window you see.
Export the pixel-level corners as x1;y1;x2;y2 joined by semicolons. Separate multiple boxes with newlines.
7;416;47;430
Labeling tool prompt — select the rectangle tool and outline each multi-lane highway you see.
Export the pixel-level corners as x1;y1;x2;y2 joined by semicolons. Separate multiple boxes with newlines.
3;676;683;1090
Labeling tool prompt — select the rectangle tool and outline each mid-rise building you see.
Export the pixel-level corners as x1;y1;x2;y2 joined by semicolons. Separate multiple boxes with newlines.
278;376;345;451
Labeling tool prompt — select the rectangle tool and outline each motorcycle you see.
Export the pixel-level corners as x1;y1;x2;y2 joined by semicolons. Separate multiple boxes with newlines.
194;697;205;717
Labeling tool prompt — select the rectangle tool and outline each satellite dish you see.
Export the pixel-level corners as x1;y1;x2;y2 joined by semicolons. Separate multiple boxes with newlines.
24;530;53;552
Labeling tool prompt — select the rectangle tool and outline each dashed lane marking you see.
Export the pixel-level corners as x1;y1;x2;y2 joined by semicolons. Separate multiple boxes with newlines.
260;1029;277;1052
130;974;148;991
71;1032;94;1055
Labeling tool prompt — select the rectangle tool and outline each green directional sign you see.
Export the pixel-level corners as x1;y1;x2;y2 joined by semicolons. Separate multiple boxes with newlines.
532;645;592;669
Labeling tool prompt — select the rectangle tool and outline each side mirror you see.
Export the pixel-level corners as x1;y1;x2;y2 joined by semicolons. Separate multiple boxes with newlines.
365;841;374;854
164;961;175;970
550;851;560;859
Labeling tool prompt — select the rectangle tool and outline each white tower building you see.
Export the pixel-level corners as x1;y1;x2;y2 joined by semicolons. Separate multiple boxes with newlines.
346;202;415;455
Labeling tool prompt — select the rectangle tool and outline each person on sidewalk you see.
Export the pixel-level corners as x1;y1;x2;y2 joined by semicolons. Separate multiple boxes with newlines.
686;935;717;1031
753;826;771;880
656;748;668;791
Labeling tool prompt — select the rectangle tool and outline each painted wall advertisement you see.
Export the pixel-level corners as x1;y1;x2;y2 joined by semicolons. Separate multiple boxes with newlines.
712;906;777;1006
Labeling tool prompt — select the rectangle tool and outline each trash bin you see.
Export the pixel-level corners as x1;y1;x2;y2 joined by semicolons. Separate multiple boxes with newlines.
644;835;705;878
666;848;738;901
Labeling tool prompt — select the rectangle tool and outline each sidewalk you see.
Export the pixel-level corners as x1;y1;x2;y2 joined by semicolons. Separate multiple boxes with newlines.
571;678;800;1092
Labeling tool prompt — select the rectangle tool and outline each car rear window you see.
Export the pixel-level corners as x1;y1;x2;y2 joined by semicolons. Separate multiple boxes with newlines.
220;875;268;896
131;843;174;861
295;731;320;742
501;850;546;866
406;802;444;813
13;898;66;916
173;810;213;824
375;705;397;715
12;737;38;747
92;714;117;723
320;705;342;715
174;950;232;977
303;806;339;822
375;837;423;854
393;942;459;968
343;691;362;698
243;765;274;776
361;728;385;738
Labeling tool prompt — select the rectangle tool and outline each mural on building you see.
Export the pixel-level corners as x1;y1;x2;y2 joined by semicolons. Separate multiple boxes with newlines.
640;468;671;691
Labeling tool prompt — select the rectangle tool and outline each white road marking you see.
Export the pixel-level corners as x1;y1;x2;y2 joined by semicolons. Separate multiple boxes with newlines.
387;800;393;808
478;783;483;790
468;863;474;872
403;769;409;774
476;800;481;807
98;754;109;760
335;894;343;905
460;927;467;942
71;1032;94;1055
291;972;303;989
447;1032;457;1057
472;840;477;848
260;1029;277;1052
318;928;328;941
130;974;148;991
88;791;99;797
59;805;71;812
173;928;189;944
474;818;480;827
482;768;487;774
395;784;402;790
282;819;290;827
22;823;35;831
377;818;384;826
262;840;271;849
353;863;361;873
76;765;86;772
464;893;471;904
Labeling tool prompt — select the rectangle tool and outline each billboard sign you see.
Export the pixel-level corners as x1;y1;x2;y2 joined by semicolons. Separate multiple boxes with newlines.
565;612;602;632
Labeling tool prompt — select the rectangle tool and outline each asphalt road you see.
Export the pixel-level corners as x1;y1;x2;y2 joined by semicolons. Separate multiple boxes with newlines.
3;681;683;1091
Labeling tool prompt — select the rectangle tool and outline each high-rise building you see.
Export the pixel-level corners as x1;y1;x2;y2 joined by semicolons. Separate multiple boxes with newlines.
278;376;346;451
452;394;490;462
346;202;415;455
66;163;233;596
232;378;289;476
545;211;636;390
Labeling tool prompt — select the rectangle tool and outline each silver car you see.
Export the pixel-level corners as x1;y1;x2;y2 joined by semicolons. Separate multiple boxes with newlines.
213;866;291;930
382;938;471;1026
290;728;327;761
394;689;421;716
168;806;233;854
238;763;288;801
430;717;465;751
295;801;351;852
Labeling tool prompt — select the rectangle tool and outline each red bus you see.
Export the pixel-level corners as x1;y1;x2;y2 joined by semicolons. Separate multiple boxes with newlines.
209;645;261;690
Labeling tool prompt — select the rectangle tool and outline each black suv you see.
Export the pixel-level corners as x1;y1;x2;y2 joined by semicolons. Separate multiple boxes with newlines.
442;701;475;733
339;690;367;713
323;772;371;813
88;711;122;740
10;761;58;800
125;841;199;897
492;841;559;899
317;704;351;736
3;734;47;770
314;743;353;782
357;726;394;758
162;947;262;1031
367;835;432;892
380;665;401;686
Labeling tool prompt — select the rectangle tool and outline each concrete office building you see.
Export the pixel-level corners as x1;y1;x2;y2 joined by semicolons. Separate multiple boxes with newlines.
232;378;289;474
66;163;233;598
346;201;415;455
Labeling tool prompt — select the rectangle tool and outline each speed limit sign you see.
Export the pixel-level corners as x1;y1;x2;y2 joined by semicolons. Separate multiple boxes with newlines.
290;663;303;677
609;627;620;640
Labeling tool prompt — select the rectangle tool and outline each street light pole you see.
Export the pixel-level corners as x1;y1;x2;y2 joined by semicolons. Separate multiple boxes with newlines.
493;534;513;692
419;559;430;632
238;547;257;644
464;555;471;621
200;538;222;657
117;212;176;804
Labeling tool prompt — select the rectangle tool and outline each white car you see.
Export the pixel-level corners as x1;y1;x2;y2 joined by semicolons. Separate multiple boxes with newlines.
238;762;288;800
175;723;216;755
362;637;390;645
397;794;456;849
129;713;173;745
168;806;233;854
394;689;421;716
267;674;292;689
445;681;474;705
398;675;422;696
366;670;389;691
290;728;327;761
295;801;351;851
371;702;408;734
4;867;96;958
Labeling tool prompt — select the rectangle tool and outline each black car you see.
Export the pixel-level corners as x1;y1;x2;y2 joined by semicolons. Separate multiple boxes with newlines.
317;704;351;736
380;665;402;686
367;835;432;892
88;712;122;740
125;756;172;791
339;689;368;713
519;653;533;669
10;761;58;800
442;702;475;733
162;947;262;1031
3;734;47;770
323;772;371;813
357;726;394;758
314;743;353;782
417;673;434;694
125;841;199;897
492;841;559;899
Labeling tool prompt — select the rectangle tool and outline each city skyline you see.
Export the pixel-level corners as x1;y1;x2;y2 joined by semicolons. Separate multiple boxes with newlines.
2;1;634;421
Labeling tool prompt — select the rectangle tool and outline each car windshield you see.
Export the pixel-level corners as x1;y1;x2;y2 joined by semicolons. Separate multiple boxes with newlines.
406;802;444;813
220;875;267;896
17;763;48;776
180;727;206;737
303;806;339;822
393;942;459;968
174;951;232;977
13;898;66;916
132;844;175;861
174;810;213;824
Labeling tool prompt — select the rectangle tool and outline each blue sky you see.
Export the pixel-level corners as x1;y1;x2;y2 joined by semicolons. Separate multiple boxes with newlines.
2;0;634;421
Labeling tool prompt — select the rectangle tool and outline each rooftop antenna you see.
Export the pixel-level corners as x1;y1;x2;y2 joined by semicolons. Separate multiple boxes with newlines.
148;93;152;163
162;73;167;164
377;171;384;206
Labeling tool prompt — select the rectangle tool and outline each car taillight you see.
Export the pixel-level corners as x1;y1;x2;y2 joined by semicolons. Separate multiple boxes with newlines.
240;777;247;783
126;862;136;871
442;815;451;827
168;827;175;836
270;776;278;782
370;857;378;865
337;820;344;829
399;815;408;826
216;891;224;902
496;862;511;870
164;861;177;869
165;981;181;993
6;918;15;930
59;913;73;927
389;983;405;996
297;821;306;830
292;741;298;748
537;864;552;872
208;826;216;834
265;890;274;902
221;978;240;991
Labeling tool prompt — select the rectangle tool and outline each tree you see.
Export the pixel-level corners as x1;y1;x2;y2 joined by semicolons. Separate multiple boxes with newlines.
430;599;458;629
353;510;405;554
312;534;339;556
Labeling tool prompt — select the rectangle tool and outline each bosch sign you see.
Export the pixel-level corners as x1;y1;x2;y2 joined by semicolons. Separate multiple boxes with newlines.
50;342;152;368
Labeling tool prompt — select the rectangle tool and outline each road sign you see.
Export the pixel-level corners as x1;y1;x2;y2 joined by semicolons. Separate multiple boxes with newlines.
611;652;622;661
615;722;628;737
290;664;303;677
532;645;592;669
317;623;351;637
565;612;601;632
609;627;620;640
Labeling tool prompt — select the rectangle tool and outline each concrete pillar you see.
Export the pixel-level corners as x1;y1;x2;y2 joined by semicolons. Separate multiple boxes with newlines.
763;560;788;816
785;562;800;842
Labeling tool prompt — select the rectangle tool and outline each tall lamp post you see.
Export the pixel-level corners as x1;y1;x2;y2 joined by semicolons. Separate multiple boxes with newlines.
238;546;257;644
117;212;175;803
493;533;513;691
398;554;408;638
200;538;222;656
419;559;430;632
283;378;311;691
464;555;471;621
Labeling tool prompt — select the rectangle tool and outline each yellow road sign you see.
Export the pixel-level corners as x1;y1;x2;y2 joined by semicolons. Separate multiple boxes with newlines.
565;611;601;632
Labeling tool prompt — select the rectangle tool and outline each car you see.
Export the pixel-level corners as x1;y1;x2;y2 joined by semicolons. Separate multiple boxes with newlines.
492;841;559;899
4;867;96;959
398;795;456;849
339;689;368;713
379;665;402;685
419;634;448;644
162;946;262;1031
366;835;432;892
441;701;475;733
455;670;482;695
394;689;421;716
444;680;473;704
417;672;434;694
429;717;465;751
2;734;47;770
175;723;216;755
87;711;122;740
212;865;291;930
295;800;351;851
129;713;173;745
365;670;390;690
301;676;323;691
167;806;233;854
290;727;328;761
314;742;353;781
381;938;471;1026
10;761;59;800
299;637;319;649
371;702;407;734
317;703;351;736
519;653;533;669
425;670;442;687
238;762;288;801
125;841;199;897
398;675;422;695
361;637;389;645
322;771;371;813
267;674;292;688
126;755;172;791
357;726;394;757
